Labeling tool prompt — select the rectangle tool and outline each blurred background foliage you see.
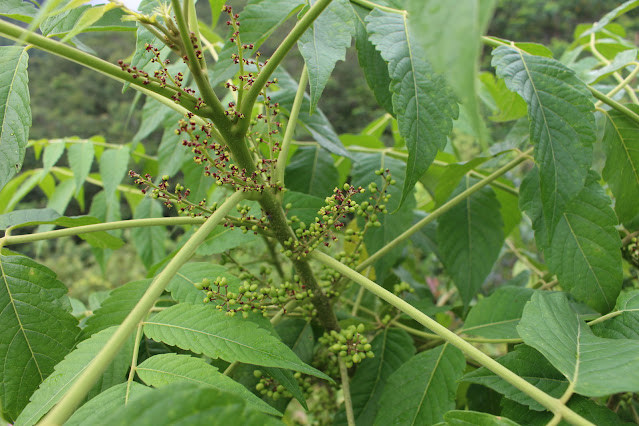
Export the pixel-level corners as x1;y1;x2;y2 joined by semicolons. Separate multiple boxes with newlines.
4;0;638;303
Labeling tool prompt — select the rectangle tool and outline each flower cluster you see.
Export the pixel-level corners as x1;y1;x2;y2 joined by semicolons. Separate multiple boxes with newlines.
623;235;639;268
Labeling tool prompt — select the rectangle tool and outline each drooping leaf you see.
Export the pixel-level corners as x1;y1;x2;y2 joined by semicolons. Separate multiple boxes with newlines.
602;105;639;224
157;125;191;178
100;382;282;426
298;0;353;113
461;286;534;339
517;291;639;397
274;319;315;364
135;354;281;416
131;198;167;269
406;0;496;143
0;46;30;192
271;68;349;157
366;9;458;206
65;382;153;426
374;344;465;425
492;45;596;240
41;141;65;175
15;326;133;426
80;279;152;341
0;256;78;421
351;152;415;283
462;344;568;411
285;145;338;197
67;140;94;196
352;5;393;114
437;176;505;308
166;262;242;306
99;147;130;201
0;0;38;23
143;303;330;380
335;328;415;425
591;290;639;340
443;410;519;425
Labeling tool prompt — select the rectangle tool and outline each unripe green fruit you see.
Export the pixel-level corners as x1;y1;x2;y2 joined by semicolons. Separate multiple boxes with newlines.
254;370;262;378
256;383;265;391
352;353;361;363
357;324;365;333
194;281;204;290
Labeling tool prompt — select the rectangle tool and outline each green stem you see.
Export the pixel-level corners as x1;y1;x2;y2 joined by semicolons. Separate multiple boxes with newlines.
125;323;144;405
39;190;248;425
339;358;356;426
170;0;228;130
586;310;624;326
2;217;207;246
596;63;639;105
393;321;524;344
310;250;594;426
590;87;639;125
357;148;532;272
0;19;208;117
349;0;405;14
276;64;308;187
235;0;333;126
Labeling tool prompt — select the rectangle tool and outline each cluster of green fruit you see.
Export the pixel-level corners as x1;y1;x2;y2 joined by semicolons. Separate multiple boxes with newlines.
253;370;293;401
320;324;374;368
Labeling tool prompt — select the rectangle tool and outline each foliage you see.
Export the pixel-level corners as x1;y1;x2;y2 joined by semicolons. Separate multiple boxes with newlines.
1;0;639;425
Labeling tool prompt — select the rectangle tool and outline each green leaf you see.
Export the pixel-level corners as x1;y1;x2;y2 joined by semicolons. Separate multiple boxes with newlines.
0;0;38;23
60;3;117;42
406;0;496;143
67;140;94;195
335;328;415;426
0;47;30;192
99;147;130;201
143;303;331;380
437;177;504;308
579;0;639;38
352;5;393;114
0;208;60;229
274;319;315;364
80;279;152;341
39;6;134;37
285;145;338;197
41;141;65;175
374;344;465;425
157;125;191;178
283;191;325;228
136;354;281;416
166;262;241;305
492;46;596;239
196;226;258;256
517;291;639;397
65;382;153;426
461;286;534;339
544;172;622;313
432;157;491;206
479;72;527;122
101;382;282;426
298;0;353;113
462;345;568;411
366;9;458;207
443;410;519;425
602;105;639;224
352;152;415;283
0;255;78;421
271;68;349;157
591;290;639;340
15;326;133;426
131;198;167;269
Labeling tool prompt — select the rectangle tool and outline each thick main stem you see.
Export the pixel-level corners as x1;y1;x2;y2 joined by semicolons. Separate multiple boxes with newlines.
40;190;248;425
310;251;594;426
358;148;532;272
